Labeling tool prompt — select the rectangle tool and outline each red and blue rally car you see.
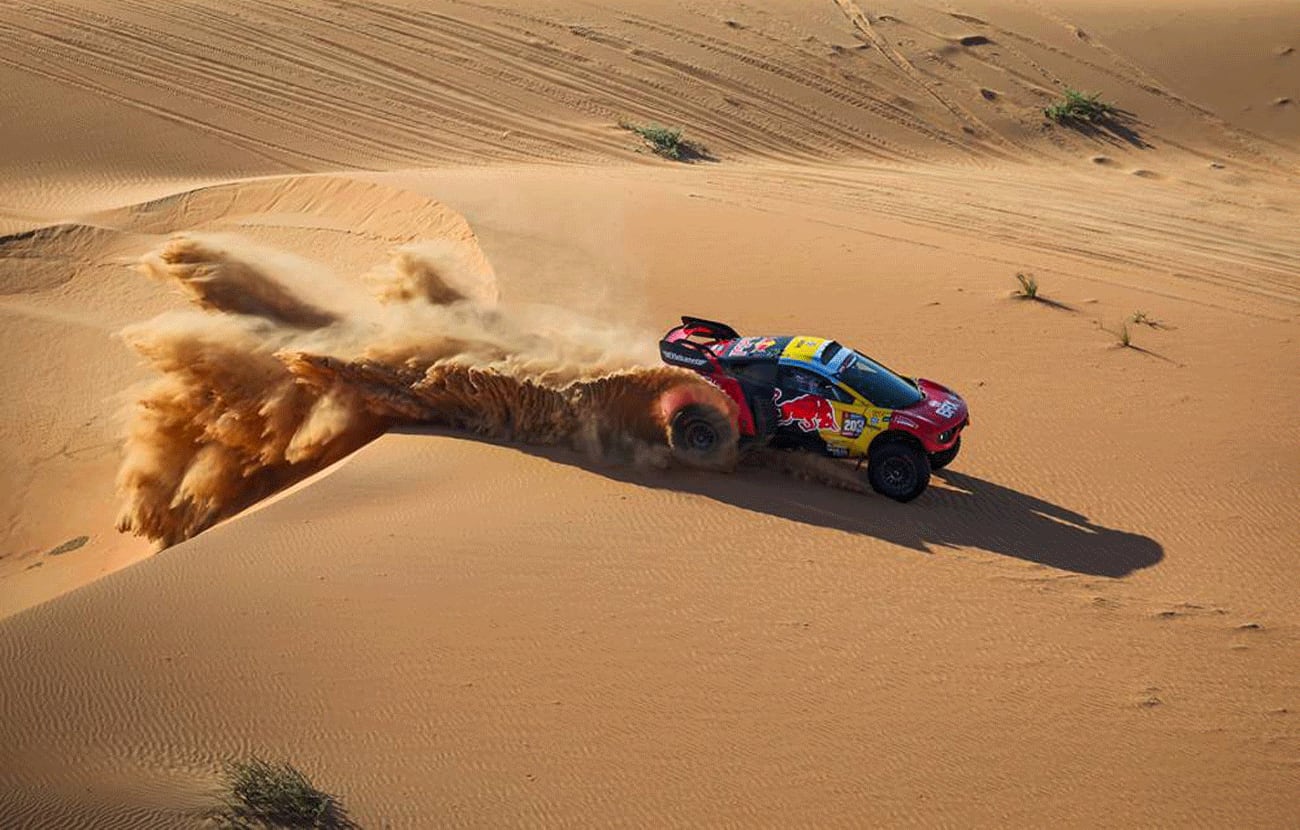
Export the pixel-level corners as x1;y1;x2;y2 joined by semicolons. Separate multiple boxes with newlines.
660;316;969;502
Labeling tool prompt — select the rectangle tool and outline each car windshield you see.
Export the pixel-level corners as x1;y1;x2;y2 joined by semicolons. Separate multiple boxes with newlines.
836;351;923;409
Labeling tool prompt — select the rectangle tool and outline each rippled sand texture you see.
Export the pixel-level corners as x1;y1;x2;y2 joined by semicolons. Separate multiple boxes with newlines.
1;0;1297;827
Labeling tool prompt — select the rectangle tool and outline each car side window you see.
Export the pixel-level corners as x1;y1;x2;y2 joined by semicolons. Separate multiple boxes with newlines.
779;367;849;403
823;383;852;404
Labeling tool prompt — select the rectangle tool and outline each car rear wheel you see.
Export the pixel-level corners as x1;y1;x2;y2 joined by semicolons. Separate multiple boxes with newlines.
668;404;738;469
929;435;961;470
868;439;931;502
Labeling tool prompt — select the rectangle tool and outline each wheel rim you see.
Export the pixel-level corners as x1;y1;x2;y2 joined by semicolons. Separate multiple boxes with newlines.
879;455;916;491
684;420;717;451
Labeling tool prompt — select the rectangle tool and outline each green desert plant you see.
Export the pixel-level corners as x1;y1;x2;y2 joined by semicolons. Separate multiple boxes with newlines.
1104;320;1132;348
1129;310;1165;329
217;757;350;829
1014;272;1039;299
621;121;700;160
1045;88;1116;123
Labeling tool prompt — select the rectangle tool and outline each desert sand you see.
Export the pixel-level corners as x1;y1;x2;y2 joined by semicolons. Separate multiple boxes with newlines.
1;0;1297;826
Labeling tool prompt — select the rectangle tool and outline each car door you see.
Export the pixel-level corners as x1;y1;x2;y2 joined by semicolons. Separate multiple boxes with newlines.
833;389;894;457
773;366;861;454
821;380;887;458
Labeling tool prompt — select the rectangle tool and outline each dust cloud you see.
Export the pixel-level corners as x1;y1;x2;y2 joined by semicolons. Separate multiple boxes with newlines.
115;234;732;546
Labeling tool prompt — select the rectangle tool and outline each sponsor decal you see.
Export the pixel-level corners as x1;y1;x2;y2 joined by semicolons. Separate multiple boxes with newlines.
826;348;853;372
935;398;960;419
827;445;849;457
773;389;837;432
869;415;880;426
840;412;867;438
728;336;778;358
892;415;918;429
663;349;709;367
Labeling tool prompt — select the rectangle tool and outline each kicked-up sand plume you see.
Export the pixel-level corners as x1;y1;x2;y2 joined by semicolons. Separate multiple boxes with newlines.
116;234;732;546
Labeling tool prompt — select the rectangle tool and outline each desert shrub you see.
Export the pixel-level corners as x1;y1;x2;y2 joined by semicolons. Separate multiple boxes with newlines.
1045;89;1115;123
1014;272;1039;299
217;757;350;829
621;121;701;160
1103;320;1132;348
1129;310;1166;329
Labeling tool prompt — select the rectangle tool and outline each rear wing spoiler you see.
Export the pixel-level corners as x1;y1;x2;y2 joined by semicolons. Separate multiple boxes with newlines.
670;316;739;342
659;315;739;372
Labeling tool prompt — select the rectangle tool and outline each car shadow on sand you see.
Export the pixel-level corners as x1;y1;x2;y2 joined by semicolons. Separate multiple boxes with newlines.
500;440;1164;578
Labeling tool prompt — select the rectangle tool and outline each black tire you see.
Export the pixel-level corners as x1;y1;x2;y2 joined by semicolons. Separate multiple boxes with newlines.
867;439;931;502
929;436;961;470
668;404;738;469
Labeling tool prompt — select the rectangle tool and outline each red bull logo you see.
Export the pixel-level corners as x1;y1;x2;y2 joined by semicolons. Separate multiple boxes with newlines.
774;389;837;432
728;336;779;358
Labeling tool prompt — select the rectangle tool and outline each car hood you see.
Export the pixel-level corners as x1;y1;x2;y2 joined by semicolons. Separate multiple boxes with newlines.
891;378;968;430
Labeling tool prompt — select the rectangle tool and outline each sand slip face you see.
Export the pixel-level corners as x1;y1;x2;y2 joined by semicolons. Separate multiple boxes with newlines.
0;176;501;615
1;0;1299;826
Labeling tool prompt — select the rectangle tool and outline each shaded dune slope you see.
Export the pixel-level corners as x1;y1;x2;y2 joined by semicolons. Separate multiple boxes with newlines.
0;176;522;615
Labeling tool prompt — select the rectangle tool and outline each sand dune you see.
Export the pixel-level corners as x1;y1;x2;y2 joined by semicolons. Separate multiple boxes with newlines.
1;0;1298;826
2;429;1296;826
2;0;1295;227
2;175;511;615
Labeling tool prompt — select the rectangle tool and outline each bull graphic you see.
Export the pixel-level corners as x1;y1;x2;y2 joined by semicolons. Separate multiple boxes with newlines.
773;389;837;432
729;336;778;358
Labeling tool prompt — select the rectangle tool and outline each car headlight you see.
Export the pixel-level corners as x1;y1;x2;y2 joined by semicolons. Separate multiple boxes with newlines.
937;429;953;443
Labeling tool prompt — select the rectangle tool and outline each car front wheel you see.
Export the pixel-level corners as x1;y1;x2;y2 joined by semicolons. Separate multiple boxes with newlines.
868;440;931;502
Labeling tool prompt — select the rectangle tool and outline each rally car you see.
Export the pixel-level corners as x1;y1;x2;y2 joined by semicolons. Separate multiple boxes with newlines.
660;316;969;502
